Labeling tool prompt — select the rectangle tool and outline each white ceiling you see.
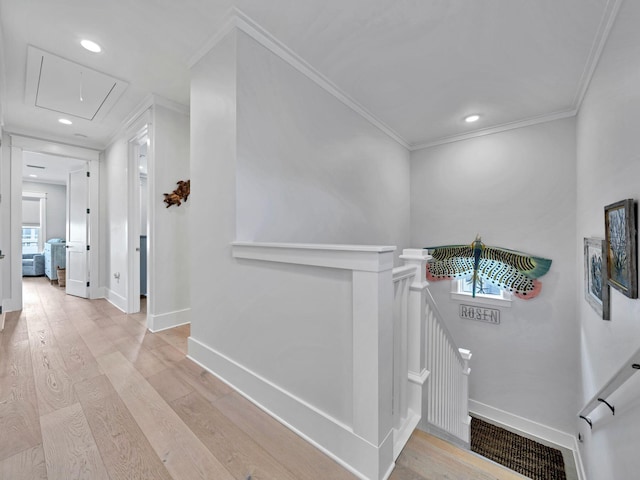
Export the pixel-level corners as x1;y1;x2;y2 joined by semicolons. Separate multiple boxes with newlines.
22;151;87;185
0;0;620;150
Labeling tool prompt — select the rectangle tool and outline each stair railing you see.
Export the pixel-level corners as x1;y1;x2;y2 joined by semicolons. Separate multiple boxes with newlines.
393;249;472;453
579;346;640;429
424;287;472;445
391;262;422;458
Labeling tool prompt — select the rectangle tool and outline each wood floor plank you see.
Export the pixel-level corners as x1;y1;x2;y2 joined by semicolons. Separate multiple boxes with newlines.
113;337;169;378
74;374;173;480
397;431;526;480
389;463;428;480
147;367;194;403
46;318;103;383
410;430;527;479
76;327;118;358
149;343;184;366
156;324;190;353
0;311;28;347
96;350;235;480
170;357;233;403
213;391;356;480
0;444;47;479
0;340;41;461
27;313;77;415
40;402;110;480
171;391;299;480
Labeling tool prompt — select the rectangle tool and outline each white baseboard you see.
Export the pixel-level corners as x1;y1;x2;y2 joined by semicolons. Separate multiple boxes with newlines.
469;399;586;480
469;399;576;450
571;435;587;480
148;307;191;332
188;336;395;480
105;289;127;313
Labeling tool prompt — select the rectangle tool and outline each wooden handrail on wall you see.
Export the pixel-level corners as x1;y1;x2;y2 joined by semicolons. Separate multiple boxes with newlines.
579;346;640;428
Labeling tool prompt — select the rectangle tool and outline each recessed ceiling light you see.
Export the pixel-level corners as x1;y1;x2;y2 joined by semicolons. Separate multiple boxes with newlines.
81;39;102;53
464;114;481;123
59;118;72;125
29;174;38;178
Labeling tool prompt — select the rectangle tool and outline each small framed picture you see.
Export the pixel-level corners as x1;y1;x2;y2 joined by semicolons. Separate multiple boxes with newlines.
584;238;610;320
604;199;637;299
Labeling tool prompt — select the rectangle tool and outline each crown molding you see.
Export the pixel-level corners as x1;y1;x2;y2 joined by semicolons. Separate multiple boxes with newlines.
191;2;622;154
105;93;188;149
6;129;103;154
189;8;411;150
571;0;623;109
410;108;577;151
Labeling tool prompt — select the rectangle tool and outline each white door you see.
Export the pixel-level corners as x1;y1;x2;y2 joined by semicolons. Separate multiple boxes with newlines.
66;167;90;298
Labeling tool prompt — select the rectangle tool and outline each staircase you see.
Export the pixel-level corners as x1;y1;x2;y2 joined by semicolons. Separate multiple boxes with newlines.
392;249;472;457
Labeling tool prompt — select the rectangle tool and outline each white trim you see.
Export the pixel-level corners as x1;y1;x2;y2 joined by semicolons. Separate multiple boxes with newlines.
408;368;430;386
572;0;623;109
25;46;129;124
469;399;576;450
0;311;5;331
232;241;396;273
126;126;149;314
147;308;191;333
189;8;410;149
187;336;395;480
10;134;101;161
106;94;188;150
393;410;421;460
572;436;587;480
105;288;127;313
411;109;576;151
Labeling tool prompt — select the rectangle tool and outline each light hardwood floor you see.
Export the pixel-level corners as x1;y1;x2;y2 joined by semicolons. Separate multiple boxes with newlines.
1;277;525;480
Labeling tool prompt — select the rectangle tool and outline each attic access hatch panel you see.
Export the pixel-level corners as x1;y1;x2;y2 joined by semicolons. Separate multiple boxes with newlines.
25;46;128;121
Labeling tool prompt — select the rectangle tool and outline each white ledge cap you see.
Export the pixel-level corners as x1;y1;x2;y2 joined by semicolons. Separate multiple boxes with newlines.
400;248;431;260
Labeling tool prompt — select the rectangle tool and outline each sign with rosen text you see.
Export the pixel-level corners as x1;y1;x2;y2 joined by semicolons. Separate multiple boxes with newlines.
459;304;500;324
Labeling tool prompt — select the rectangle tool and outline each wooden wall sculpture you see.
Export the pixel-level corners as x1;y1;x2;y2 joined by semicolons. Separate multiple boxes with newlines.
163;180;190;208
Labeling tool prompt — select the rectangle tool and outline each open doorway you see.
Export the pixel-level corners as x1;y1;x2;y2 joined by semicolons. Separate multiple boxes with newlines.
21;152;87;289
127;127;150;316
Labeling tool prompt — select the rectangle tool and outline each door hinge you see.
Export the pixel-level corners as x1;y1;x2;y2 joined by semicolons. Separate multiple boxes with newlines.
86;245;90;251
86;281;90;287
86;208;90;214
86;171;90;177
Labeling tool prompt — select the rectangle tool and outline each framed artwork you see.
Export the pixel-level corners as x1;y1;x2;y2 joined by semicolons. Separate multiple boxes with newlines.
584;238;610;320
604;199;638;299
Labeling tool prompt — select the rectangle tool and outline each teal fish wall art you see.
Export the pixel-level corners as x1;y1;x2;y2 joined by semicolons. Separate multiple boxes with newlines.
424;235;552;299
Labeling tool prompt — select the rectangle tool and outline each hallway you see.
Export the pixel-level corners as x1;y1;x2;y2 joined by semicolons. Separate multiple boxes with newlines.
1;277;523;479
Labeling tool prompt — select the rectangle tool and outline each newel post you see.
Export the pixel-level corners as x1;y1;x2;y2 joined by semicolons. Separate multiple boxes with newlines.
399;249;431;397
459;348;472;442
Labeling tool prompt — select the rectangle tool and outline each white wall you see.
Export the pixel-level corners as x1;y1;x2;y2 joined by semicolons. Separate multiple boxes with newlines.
190;26;410;478
411;118;579;435
576;0;640;478
102;136;129;303
147;104;190;330
22;181;66;241
101;103;189;325
235;33;410;246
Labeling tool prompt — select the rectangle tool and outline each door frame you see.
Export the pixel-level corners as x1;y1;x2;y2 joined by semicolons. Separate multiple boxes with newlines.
7;135;100;311
126;125;150;314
